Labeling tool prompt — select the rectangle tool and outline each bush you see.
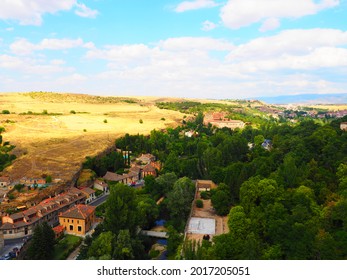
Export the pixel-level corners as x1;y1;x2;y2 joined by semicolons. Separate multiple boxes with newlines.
196;199;203;208
161;118;165;121
45;175;52;183
83;129;87;132
200;191;211;200
70;110;76;114
139;119;143;124
2;110;10;114
103;119;108;123
149;249;160;259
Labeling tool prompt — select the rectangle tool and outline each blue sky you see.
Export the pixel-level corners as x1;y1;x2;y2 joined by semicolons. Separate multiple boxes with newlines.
0;0;347;99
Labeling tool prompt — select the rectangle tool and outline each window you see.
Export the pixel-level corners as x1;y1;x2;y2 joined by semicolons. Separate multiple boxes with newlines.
69;225;73;231
68;219;69;223
77;220;79;224
78;226;82;232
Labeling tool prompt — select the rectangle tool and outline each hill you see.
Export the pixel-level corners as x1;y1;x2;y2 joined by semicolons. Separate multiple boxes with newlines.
0;92;186;184
257;93;347;104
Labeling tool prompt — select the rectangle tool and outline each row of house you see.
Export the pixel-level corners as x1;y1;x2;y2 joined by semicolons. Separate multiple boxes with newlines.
0;187;88;239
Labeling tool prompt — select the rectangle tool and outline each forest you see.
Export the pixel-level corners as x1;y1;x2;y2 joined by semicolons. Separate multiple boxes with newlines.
82;110;347;260
0;127;16;172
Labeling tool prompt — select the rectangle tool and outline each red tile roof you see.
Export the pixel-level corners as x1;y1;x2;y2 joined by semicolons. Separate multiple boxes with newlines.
59;204;95;220
53;225;65;234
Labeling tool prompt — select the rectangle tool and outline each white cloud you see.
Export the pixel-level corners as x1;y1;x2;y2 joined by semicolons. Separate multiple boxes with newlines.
158;37;234;51
75;2;99;18
0;54;72;74
227;29;347;62
221;0;340;30
259;18;280;32
10;38;92;55
0;0;98;25
201;20;218;31
175;0;219;12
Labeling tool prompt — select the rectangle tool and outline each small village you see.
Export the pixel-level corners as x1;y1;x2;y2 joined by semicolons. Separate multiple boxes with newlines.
0;146;229;260
1;108;347;261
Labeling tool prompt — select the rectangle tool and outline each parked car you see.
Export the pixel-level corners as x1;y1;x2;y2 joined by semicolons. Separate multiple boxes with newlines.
0;254;11;260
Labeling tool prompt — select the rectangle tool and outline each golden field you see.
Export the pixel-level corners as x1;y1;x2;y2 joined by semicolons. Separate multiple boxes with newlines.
0;92;186;182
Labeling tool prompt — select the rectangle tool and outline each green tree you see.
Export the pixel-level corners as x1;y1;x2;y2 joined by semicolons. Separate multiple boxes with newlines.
88;231;115;259
26;222;55;259
113;230;134;260
166;177;195;229
136;196;159;229
104;183;139;236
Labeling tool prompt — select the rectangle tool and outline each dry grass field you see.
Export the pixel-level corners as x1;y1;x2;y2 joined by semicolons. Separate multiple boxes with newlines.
0;92;186;183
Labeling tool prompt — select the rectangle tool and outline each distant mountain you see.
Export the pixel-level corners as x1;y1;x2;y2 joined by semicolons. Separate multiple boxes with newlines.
257;93;347;104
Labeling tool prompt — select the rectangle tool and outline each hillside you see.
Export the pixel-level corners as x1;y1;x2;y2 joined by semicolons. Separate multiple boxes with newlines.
0;92;186;183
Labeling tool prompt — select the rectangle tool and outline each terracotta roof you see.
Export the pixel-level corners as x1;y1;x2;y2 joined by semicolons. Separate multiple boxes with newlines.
0;223;16;230
103;171;123;181
137;153;155;163
59;204;95;220
94;180;108;187
80;188;95;195
129;166;141;173
0;176;10;183
53;225;65;234
142;164;156;172
196;180;216;190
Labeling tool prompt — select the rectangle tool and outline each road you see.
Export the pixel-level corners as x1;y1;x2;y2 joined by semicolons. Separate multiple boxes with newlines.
89;192;109;206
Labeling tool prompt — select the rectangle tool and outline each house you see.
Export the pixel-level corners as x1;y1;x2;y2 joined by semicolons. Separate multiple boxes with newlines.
262;139;273;151
204;113;245;130
0;176;10;187
141;163;157;178
195;180;217;192
340;122;347;131
93;179;109;193
59;204;96;236
19;177;46;188
0;187;86;239
103;171;139;185
53;225;65;239
184;130;194;138
80;188;96;204
137;153;156;164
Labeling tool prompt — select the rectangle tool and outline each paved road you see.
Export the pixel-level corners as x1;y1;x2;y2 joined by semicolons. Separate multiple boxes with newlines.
89;193;109;206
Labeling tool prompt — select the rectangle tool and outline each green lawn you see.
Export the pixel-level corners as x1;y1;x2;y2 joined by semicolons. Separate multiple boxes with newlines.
53;235;82;260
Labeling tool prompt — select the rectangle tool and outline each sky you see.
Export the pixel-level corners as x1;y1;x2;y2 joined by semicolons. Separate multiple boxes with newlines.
0;0;347;99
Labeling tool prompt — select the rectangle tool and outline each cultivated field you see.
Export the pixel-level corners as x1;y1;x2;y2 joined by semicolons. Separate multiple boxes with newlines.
0;92;186;183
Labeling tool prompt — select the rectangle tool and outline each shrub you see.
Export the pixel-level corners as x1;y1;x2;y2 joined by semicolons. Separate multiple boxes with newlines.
149;249;160;259
103;119;108;123
83;129;87;132
2;110;10;114
196;199;203;208
161;118;165;121
70;110;76;114
200;191;211;200
45;175;52;183
139;119;143;124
